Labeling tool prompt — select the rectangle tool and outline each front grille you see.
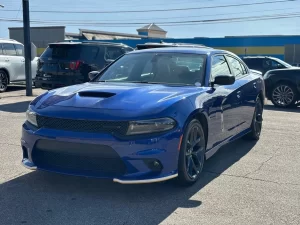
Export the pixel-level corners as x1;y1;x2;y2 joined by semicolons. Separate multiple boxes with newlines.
36;115;129;135
32;139;126;176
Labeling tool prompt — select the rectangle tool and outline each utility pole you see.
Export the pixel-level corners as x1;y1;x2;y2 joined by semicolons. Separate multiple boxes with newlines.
22;0;32;96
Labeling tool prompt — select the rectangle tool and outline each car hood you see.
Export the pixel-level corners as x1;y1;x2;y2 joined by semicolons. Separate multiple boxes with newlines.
34;82;206;113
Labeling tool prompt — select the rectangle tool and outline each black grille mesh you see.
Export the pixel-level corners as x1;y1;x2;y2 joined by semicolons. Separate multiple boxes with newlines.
32;140;127;176
36;115;129;135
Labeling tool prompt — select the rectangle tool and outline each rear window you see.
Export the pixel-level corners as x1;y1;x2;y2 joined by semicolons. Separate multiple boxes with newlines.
41;45;81;60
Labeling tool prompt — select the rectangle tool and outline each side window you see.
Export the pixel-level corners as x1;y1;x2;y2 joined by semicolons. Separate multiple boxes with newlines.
262;59;273;70
3;43;17;56
211;55;231;80
14;44;24;56
270;59;284;69
226;56;244;78
0;44;3;55
239;62;248;75
104;47;124;61
81;46;99;62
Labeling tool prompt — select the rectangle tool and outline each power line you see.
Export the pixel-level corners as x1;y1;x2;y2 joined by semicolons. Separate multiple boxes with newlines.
27;7;299;22
2;0;298;14
1;12;300;27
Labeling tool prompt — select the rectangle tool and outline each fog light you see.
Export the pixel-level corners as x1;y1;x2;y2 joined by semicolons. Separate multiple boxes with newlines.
143;159;163;172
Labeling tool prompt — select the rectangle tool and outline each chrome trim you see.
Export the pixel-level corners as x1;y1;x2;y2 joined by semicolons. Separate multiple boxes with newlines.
113;174;178;184
22;159;37;170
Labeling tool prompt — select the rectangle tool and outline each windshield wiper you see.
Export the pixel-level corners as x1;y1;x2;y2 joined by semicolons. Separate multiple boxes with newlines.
128;81;162;84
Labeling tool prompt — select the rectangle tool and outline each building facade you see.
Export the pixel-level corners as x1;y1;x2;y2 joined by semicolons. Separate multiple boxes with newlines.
97;35;300;64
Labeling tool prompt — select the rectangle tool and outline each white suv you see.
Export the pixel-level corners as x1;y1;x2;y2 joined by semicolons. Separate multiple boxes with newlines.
0;38;38;92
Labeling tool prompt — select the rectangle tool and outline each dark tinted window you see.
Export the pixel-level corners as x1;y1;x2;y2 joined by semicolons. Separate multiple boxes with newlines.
81;46;99;62
41;44;81;60
104;46;124;60
14;44;24;56
227;56;244;78
3;43;17;56
243;58;263;70
211;55;231;80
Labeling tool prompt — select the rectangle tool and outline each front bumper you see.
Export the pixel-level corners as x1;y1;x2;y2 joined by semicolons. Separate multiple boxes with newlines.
21;122;181;184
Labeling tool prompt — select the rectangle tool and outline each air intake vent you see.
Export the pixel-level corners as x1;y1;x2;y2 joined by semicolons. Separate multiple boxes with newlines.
78;91;115;98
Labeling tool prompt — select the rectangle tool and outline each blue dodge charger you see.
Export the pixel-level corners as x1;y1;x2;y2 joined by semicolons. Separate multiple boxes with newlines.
21;47;265;185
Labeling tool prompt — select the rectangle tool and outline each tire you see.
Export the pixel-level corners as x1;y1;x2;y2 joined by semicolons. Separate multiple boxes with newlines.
177;119;206;186
0;70;9;92
245;98;263;141
271;82;298;108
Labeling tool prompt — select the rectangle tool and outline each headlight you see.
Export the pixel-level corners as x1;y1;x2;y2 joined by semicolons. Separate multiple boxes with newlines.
26;107;37;127
126;118;176;135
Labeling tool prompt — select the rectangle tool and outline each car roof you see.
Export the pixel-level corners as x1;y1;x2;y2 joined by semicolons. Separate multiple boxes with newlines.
129;46;229;56
0;38;22;45
136;42;212;49
48;41;131;47
242;56;277;60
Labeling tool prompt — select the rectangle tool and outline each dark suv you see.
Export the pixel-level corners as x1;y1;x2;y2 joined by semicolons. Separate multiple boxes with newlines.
35;41;133;90
242;56;293;75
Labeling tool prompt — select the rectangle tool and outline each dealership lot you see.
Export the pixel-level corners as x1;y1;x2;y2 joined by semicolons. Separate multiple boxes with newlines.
0;86;299;225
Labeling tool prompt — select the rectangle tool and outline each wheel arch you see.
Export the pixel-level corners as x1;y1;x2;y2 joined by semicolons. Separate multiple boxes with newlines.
0;68;10;83
258;90;265;106
183;109;209;151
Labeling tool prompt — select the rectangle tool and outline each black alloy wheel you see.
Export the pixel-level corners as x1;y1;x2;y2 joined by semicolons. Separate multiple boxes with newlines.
178;119;206;186
271;83;297;108
0;70;8;92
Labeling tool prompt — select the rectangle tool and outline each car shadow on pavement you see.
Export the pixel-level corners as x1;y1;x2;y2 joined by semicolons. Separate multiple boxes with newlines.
0;101;31;113
5;85;26;92
0;139;256;225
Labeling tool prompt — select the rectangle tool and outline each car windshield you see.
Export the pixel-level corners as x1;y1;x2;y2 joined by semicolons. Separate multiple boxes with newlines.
97;52;206;86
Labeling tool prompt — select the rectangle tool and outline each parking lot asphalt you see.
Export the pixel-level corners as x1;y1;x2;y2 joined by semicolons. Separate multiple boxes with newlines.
0;85;299;225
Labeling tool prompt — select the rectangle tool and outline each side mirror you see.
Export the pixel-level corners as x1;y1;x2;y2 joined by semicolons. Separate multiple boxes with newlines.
212;75;235;86
31;42;37;61
88;71;100;81
105;59;114;66
276;64;284;68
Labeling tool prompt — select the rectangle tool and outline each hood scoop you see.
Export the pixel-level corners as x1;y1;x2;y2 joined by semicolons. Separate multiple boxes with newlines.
78;91;116;98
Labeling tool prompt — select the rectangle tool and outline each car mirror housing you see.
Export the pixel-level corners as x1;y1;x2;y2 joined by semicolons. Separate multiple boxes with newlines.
212;75;235;86
88;71;100;81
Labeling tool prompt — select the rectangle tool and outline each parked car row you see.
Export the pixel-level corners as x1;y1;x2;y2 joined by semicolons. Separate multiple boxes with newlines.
1;39;299;108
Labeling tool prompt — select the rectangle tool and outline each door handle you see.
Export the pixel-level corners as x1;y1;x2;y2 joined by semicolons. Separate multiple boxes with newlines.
21;59;25;62
237;91;241;98
5;59;9;62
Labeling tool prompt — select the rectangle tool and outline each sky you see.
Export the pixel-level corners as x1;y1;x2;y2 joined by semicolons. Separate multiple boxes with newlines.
0;0;299;38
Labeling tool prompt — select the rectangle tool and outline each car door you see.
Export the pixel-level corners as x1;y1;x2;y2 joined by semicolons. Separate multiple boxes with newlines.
14;44;26;80
2;43;24;81
206;54;243;149
226;55;257;133
0;44;6;65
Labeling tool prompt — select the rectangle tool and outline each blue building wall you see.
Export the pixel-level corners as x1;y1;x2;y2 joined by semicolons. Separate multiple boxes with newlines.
68;35;300;61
